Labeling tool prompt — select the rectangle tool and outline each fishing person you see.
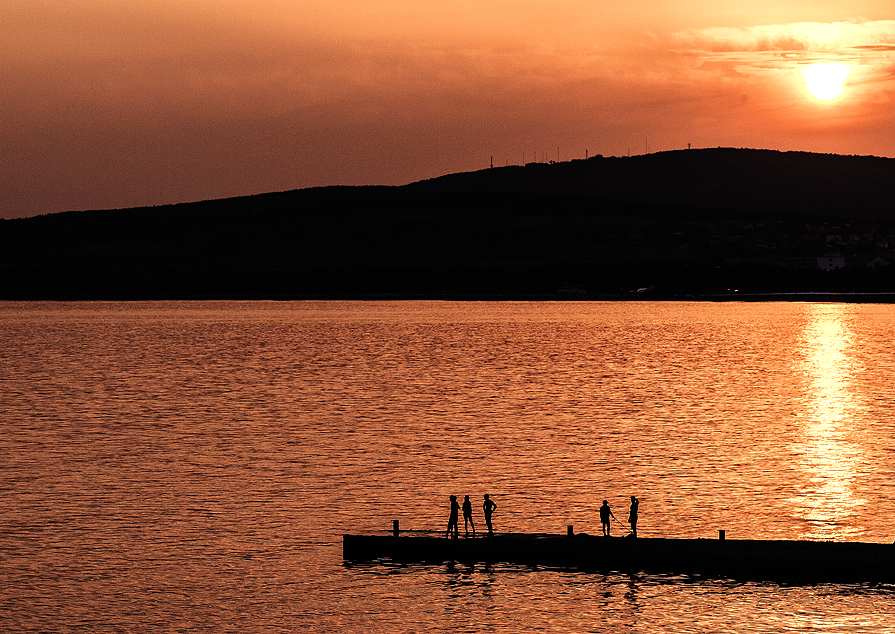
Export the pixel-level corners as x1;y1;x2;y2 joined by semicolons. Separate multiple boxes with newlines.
462;495;476;536
628;496;639;538
446;495;460;539
599;499;617;537
483;494;497;536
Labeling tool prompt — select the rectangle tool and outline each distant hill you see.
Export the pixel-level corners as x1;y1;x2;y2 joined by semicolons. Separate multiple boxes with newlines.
2;148;895;299
411;149;895;220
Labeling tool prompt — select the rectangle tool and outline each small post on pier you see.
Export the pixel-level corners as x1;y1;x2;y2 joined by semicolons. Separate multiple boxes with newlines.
567;525;574;536
393;520;400;537
719;530;725;541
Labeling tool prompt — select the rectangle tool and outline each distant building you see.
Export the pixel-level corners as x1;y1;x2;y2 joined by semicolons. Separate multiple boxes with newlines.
558;283;588;298
787;257;818;270
786;255;845;271
847;255;891;270
817;255;845;271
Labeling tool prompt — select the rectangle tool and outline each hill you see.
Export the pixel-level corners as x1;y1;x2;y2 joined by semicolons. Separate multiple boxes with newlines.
2;148;895;299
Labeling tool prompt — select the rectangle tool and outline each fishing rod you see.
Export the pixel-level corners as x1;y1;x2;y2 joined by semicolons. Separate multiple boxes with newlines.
611;515;632;534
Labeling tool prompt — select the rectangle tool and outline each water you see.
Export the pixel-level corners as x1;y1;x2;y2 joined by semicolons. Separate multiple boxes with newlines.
2;300;895;632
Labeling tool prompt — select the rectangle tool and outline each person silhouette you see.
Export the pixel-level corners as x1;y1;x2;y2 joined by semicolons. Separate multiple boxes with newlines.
599;499;616;537
446;495;460;538
462;495;475;536
628;496;639;538
483;494;497;536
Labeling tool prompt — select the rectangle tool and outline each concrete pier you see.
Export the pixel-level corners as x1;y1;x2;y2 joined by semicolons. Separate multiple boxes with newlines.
343;532;895;581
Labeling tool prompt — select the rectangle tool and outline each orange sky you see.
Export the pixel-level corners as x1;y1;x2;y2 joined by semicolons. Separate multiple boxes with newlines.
2;0;894;218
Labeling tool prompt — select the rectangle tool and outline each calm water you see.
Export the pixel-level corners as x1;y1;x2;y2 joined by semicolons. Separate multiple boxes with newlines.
2;300;895;632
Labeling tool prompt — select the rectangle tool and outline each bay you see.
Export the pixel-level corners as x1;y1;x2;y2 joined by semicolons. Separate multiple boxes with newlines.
2;300;894;632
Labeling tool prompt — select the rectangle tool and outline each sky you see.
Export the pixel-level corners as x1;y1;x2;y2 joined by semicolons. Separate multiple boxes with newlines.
2;1;894;219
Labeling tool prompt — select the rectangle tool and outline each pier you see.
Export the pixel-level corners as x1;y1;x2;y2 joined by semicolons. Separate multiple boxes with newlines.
344;525;895;581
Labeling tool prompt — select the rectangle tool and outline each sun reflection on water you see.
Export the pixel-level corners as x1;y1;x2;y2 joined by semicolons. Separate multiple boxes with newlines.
793;305;866;540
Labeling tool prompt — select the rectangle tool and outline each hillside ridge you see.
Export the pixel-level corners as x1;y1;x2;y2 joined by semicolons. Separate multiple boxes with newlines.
3;148;895;299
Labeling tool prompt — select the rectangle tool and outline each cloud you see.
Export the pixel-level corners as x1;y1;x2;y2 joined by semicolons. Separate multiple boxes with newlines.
670;19;895;94
853;44;895;52
675;20;895;54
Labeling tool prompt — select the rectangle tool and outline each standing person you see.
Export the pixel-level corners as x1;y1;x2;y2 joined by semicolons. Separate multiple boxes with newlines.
446;495;460;539
599;499;616;537
628;496;639;538
462;495;476;536
483;494;497;536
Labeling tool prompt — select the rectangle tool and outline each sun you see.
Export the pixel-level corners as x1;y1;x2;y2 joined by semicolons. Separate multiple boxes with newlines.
802;63;850;100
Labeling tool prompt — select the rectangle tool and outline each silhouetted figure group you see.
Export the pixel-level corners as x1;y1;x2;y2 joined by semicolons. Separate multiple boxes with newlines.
447;493;636;538
600;496;640;537
447;494;497;538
